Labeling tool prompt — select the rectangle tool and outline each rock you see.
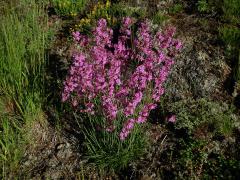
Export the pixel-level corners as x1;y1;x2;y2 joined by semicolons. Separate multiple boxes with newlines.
165;16;230;101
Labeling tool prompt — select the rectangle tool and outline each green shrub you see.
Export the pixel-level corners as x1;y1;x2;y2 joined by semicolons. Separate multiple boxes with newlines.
196;0;223;13
169;3;184;14
176;137;240;179
197;0;211;13
177;138;210;179
218;0;240;86
167;99;237;136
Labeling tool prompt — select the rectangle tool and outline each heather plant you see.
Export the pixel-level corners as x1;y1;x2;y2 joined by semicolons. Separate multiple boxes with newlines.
62;17;182;170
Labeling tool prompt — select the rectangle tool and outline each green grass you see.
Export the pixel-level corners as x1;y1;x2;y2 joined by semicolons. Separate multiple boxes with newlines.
0;0;53;177
0;115;24;178
0;0;49;115
219;0;240;84
81;113;147;173
234;51;240;83
219;25;240;48
222;0;240;24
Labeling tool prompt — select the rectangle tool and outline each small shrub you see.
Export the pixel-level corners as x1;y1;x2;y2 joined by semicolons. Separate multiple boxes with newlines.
169;3;184;14
62;17;182;171
177;138;210;179
197;0;211;13
167;99;237;136
176;137;240;179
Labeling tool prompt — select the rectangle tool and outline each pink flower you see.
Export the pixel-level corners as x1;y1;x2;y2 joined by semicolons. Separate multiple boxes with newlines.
62;18;182;140
167;115;176;123
72;31;80;42
106;124;116;132
175;40;182;50
120;118;135;140
136;103;157;124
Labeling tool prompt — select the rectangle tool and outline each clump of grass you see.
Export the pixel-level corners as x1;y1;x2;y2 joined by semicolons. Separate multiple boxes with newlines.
0;115;24;179
0;0;49;115
0;0;54;177
219;25;240;48
83;115;147;172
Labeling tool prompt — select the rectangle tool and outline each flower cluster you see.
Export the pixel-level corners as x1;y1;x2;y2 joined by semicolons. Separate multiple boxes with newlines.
62;17;182;140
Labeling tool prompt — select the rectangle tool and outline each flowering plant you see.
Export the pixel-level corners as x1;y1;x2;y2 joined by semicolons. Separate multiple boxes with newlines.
51;0;88;17
62;17;181;170
63;17;182;140
71;0;116;33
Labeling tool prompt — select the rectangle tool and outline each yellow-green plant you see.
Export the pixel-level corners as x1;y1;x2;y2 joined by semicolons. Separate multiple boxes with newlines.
72;0;116;32
51;0;88;17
